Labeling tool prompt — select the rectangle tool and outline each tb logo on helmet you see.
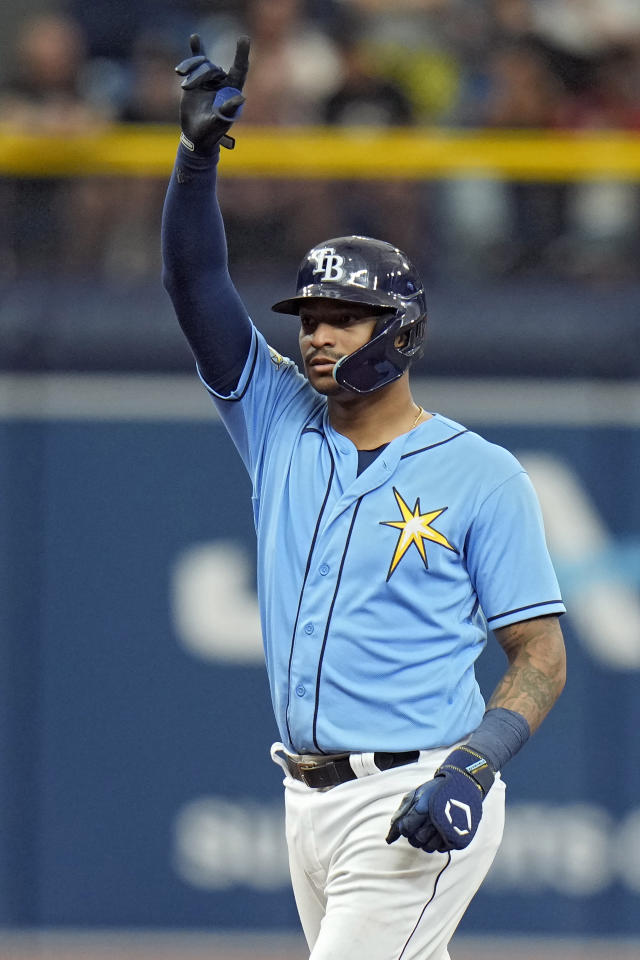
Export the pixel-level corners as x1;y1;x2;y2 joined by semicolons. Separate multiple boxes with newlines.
310;248;346;282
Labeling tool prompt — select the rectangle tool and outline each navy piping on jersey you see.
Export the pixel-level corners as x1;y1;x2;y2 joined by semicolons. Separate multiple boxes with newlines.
486;599;564;623
213;334;259;402
312;496;364;752
285;441;336;751
397;852;452;959
400;429;468;460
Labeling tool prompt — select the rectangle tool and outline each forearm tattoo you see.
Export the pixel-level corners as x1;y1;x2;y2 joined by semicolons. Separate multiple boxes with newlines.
490;617;566;734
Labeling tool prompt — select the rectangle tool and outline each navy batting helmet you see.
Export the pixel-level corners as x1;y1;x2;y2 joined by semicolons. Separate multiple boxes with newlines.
271;236;427;394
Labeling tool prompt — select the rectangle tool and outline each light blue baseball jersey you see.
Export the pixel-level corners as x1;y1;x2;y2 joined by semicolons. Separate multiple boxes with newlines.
201;327;565;755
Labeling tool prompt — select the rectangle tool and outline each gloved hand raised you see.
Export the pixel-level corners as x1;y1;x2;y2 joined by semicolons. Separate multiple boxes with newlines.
175;34;250;154
386;746;495;853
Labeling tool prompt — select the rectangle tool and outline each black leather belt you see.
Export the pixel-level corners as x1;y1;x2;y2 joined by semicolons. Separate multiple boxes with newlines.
282;750;420;789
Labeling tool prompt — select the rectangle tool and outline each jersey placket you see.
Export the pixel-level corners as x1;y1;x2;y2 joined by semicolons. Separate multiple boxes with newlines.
285;430;404;753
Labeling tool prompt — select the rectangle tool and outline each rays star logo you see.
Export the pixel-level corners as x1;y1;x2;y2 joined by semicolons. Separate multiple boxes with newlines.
380;488;457;580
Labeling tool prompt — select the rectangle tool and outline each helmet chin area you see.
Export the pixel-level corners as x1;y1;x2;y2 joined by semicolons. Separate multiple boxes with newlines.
333;342;407;394
331;312;424;394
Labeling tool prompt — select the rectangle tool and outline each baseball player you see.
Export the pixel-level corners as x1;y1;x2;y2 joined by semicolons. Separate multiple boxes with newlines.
162;36;567;960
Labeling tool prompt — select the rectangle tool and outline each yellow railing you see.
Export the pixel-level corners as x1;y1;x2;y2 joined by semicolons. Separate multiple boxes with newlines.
1;125;639;180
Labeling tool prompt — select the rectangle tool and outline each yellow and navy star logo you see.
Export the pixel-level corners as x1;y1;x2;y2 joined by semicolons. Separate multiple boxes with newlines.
380;487;457;580
268;345;290;368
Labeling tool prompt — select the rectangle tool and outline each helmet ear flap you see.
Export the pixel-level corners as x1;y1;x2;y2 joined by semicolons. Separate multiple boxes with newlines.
333;310;427;394
402;317;426;359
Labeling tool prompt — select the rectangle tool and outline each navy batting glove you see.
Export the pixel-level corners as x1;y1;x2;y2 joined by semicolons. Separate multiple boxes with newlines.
386;746;495;853
175;34;250;154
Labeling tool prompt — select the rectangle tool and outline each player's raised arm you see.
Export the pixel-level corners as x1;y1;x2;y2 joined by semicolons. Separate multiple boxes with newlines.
161;34;253;394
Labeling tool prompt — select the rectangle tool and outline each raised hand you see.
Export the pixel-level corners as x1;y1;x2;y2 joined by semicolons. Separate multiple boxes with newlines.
175;34;250;153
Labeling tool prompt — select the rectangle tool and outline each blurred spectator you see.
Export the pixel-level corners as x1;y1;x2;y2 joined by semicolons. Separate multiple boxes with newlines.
0;0;637;283
485;40;572;274
0;12;112;277
96;30;185;280
531;0;640;61
566;43;640;130
336;0;465;123
198;0;345;267
90;27;184;282
69;0;195;60
442;37;573;277
490;0;533;39
484;39;569;128
320;27;426;259
557;41;640;279
119;30;182;124
200;0;342;125
1;13;104;133
322;28;414;126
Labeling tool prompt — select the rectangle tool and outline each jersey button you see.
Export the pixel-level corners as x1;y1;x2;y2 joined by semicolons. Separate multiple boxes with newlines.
319;563;330;576
303;622;314;635
295;684;306;697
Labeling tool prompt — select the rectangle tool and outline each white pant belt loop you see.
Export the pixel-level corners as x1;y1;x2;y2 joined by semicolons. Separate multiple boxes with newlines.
348;752;381;778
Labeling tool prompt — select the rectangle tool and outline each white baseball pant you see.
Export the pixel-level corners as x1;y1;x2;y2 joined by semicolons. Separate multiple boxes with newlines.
272;743;506;960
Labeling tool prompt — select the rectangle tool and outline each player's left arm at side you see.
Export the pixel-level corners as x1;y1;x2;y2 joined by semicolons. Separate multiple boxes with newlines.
386;615;566;852
488;614;566;734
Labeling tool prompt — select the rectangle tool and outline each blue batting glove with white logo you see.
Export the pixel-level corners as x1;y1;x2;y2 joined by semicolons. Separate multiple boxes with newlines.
386;746;495;853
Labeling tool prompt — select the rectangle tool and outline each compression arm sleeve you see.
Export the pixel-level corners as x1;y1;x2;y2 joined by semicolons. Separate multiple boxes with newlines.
161;143;253;394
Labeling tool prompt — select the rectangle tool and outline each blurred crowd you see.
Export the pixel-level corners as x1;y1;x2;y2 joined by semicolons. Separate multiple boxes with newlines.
0;0;639;282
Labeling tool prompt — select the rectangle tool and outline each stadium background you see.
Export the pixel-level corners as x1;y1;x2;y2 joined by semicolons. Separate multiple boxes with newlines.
0;1;639;957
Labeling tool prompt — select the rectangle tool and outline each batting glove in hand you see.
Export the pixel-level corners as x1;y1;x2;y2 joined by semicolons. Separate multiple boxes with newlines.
175;34;250;153
386;746;495;853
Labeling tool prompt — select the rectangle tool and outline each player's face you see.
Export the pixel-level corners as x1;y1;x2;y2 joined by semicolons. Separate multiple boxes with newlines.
298;300;379;395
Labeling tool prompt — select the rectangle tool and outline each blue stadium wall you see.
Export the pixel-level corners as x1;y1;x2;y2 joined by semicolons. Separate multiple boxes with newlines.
0;376;638;936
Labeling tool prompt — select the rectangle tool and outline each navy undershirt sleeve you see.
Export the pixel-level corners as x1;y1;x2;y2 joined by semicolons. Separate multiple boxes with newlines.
161;144;253;394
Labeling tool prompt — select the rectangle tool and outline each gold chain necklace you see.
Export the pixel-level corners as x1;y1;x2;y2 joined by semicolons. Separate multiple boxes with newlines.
411;405;424;429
